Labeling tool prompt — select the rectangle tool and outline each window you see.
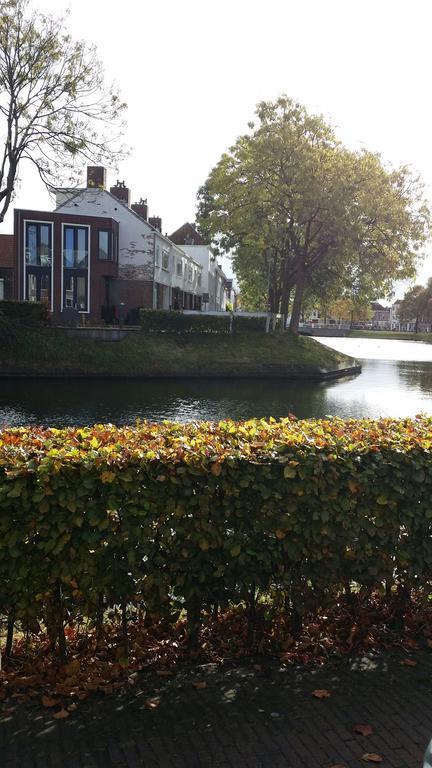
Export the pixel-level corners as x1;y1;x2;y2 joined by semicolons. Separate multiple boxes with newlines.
63;226;88;268
155;245;160;266
176;259;183;276
24;221;53;308
63;225;89;312
98;230;112;261
162;249;169;270
188;264;193;282
197;272;202;288
25;223;52;266
0;278;4;300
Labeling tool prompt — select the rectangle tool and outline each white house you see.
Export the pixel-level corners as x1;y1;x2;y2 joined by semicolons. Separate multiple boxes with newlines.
169;222;230;311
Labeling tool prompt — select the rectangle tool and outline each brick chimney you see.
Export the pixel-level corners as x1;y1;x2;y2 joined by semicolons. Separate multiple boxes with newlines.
131;197;148;220
87;166;106;189
149;216;162;232
110;180;131;207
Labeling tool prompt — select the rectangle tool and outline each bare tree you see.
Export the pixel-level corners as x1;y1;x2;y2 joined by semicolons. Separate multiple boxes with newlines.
0;0;127;222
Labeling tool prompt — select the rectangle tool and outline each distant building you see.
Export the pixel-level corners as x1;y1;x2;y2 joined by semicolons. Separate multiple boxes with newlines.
169;222;231;311
0;234;16;300
370;301;390;329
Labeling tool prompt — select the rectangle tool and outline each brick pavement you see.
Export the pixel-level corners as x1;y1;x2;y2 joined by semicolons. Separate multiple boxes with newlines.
1;650;431;767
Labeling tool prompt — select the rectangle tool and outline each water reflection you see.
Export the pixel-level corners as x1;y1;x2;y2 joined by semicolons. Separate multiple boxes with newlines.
1;338;432;426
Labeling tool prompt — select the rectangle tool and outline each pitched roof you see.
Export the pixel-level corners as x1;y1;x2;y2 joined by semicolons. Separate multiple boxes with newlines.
169;222;206;246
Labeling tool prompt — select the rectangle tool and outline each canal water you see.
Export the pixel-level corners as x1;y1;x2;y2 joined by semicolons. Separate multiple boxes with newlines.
1;337;432;427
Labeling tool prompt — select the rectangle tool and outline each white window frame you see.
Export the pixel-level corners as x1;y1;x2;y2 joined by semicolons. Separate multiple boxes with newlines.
162;249;170;271
176;259;183;276
23;219;54;311
61;222;91;314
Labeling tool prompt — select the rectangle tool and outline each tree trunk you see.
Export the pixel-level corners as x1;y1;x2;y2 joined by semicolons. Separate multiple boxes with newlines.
5;613;14;657
288;264;306;334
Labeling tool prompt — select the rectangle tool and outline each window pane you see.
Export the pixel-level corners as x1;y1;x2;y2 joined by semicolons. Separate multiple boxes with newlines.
64;228;75;268
26;224;37;265
98;231;110;260
77;229;88;267
39;225;51;266
40;274;50;303
64;274;75;307
77;277;87;311
0;278;4;300
27;273;37;302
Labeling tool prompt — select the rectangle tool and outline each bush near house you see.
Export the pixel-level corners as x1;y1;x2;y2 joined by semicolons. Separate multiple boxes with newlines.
1;416;432;661
0;299;49;324
140;309;230;333
232;315;267;332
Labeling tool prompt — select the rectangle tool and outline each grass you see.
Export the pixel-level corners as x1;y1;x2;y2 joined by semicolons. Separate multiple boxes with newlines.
348;329;432;343
0;323;356;377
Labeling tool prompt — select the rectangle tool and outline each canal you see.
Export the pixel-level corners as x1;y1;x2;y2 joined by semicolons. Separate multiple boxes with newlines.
1;337;432;426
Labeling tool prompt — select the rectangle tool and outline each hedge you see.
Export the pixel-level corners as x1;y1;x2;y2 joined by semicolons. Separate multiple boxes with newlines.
1;416;432;658
232;315;267;332
0;299;49;324
140;309;230;333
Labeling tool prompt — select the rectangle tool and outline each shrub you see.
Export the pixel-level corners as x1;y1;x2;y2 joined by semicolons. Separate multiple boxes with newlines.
140;309;230;333
232;314;267;332
1;416;432;656
0;299;49;324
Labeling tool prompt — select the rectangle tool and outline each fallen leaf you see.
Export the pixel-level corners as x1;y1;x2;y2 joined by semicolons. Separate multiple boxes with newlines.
361;754;383;763
353;724;374;736
253;664;263;672
156;670;172;677
76;691;87;700
145;697;160;709
67;703;77;712
312;689;331;698
401;659;417;667
41;695;59;708
192;681;207;690
53;709;69;719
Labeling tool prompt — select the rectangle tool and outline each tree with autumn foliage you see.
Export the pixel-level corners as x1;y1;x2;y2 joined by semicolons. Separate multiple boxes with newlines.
399;278;432;332
197;96;430;332
0;0;127;223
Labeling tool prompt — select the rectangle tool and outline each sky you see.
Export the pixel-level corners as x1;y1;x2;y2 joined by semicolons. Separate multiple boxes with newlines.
4;0;432;292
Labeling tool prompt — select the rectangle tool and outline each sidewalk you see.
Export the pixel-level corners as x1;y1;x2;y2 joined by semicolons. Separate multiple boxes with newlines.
1;649;431;767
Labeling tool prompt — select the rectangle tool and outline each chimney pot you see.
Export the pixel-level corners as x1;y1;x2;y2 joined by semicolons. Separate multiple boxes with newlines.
131;197;148;221
110;180;131;207
149;216;162;233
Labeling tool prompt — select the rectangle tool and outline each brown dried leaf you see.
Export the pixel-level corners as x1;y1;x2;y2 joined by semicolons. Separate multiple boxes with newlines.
312;689;331;699
41;695;59;708
192;680;207;690
361;754;383;763
53;708;70;719
353;724;374;736
156;670;172;677
401;658;417;667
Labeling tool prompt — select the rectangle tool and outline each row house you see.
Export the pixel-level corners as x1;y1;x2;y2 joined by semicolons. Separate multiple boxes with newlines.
169;222;231;311
0;167;203;323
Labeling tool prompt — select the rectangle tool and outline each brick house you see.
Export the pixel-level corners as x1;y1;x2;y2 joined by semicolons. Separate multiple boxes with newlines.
0;234;16;300
3;167;203;323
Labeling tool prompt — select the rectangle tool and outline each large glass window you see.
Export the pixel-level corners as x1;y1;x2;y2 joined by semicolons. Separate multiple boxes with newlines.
162;250;169;271
63;226;88;268
63;225;89;312
98;230;112;261
24;221;53;308
0;278;4;300
176;259;183;276
25;222;52;266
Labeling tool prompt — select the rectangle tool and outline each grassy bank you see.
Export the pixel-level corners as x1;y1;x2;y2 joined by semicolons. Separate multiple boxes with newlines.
348;329;432;343
0;323;358;378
